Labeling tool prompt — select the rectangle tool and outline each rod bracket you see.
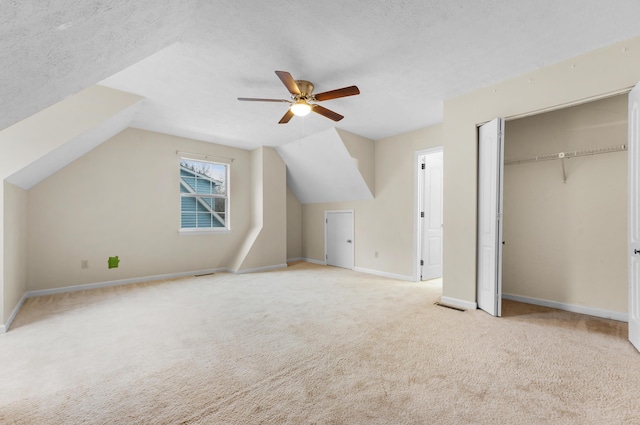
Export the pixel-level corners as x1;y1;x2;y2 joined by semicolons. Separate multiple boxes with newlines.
559;152;567;183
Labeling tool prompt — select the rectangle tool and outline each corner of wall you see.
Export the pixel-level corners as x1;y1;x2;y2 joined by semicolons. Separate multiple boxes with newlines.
336;129;375;196
286;186;302;260
233;147;287;272
2;180;28;326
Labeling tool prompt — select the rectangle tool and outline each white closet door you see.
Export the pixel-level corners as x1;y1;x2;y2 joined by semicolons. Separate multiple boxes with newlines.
477;118;505;317
422;151;444;280
629;84;640;352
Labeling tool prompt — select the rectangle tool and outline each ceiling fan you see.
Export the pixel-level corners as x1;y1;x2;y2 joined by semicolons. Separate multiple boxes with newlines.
238;70;360;124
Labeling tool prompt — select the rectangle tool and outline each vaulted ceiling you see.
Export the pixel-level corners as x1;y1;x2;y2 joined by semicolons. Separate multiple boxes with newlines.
3;1;640;150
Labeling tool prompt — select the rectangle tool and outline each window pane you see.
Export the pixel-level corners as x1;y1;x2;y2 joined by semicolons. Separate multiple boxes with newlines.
180;159;228;230
196;177;213;194
181;213;196;228
214;182;226;196
201;197;214;210
213;214;224;227
197;213;212;228
196;199;207;212
214;197;225;212
181;197;196;212
182;176;196;191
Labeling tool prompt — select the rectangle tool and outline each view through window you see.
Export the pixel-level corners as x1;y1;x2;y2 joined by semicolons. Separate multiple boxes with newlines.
179;158;228;230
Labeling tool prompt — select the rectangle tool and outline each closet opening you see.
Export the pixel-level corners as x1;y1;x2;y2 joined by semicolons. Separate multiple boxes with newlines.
501;94;628;321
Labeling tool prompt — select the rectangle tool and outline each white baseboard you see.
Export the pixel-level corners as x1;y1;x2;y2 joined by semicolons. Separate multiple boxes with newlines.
26;268;228;298
502;293;628;322
232;263;287;274
440;296;477;311
1;292;29;333
286;257;304;263
303;258;327;266
300;261;414;282
353;267;414;282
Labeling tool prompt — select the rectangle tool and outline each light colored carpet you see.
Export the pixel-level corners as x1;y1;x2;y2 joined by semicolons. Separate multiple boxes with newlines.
0;261;638;424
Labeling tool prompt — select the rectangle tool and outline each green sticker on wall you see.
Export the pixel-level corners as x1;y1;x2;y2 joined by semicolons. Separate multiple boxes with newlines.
108;256;120;269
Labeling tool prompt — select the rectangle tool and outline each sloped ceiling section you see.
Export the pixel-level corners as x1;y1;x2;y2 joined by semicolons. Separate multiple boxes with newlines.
1;86;144;188
277;128;374;204
0;0;196;130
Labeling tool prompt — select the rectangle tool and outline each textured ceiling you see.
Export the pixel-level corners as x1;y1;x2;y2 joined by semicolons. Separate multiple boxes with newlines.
4;1;640;150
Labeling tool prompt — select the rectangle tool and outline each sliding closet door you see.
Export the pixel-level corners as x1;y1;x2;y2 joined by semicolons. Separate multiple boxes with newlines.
477;118;505;317
629;84;640;352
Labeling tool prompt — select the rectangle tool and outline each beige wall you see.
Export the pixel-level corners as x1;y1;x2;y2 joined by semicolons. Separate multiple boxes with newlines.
337;129;375;195
3;182;28;323
443;35;640;305
0;86;142;327
503;95;627;313
234;147;287;271
302;125;442;278
27;128;254;290
286;187;302;260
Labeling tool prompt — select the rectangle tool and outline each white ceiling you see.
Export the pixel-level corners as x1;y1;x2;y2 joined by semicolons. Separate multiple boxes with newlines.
4;1;640;150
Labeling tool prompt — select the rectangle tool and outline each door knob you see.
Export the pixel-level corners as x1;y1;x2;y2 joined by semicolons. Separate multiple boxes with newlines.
347;239;352;243
635;249;640;254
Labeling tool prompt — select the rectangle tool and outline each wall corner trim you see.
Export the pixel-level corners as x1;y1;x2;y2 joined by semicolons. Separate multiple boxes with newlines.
1;292;28;333
440;296;477;311
303;258;327;266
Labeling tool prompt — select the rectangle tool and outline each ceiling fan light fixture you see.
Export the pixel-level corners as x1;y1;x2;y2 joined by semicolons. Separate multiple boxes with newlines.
290;100;312;116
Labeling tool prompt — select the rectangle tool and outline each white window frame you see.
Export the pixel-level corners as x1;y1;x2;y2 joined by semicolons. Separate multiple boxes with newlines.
178;157;231;235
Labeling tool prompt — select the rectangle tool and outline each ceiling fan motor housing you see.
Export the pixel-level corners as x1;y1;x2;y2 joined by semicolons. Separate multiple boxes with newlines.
295;80;314;99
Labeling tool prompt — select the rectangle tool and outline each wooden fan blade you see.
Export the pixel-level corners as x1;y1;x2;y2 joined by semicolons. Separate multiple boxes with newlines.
275;71;301;95
279;109;295;124
314;86;360;102
238;97;289;103
312;104;344;121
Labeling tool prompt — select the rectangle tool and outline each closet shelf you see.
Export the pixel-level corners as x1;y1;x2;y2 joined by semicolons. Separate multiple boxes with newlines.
505;144;627;166
504;144;627;183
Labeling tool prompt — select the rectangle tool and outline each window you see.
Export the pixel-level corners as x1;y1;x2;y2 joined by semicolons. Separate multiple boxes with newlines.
179;158;229;231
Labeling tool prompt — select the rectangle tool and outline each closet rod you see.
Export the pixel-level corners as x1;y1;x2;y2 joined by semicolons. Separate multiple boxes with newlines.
504;144;627;166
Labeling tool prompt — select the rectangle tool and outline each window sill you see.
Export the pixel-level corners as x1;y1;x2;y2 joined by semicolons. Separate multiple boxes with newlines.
179;228;231;235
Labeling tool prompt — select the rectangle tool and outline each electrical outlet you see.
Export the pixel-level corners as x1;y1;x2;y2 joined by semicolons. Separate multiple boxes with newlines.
81;260;88;269
374;251;379;258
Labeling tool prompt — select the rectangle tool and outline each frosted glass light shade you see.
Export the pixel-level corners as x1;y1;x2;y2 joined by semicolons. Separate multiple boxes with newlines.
290;101;312;116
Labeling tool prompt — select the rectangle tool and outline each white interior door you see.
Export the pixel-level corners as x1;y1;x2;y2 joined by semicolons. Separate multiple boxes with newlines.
628;84;640;352
326;210;354;269
421;151;443;280
477;118;505;317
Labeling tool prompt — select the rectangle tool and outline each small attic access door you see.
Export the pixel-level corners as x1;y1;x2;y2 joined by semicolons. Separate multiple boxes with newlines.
325;210;354;270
